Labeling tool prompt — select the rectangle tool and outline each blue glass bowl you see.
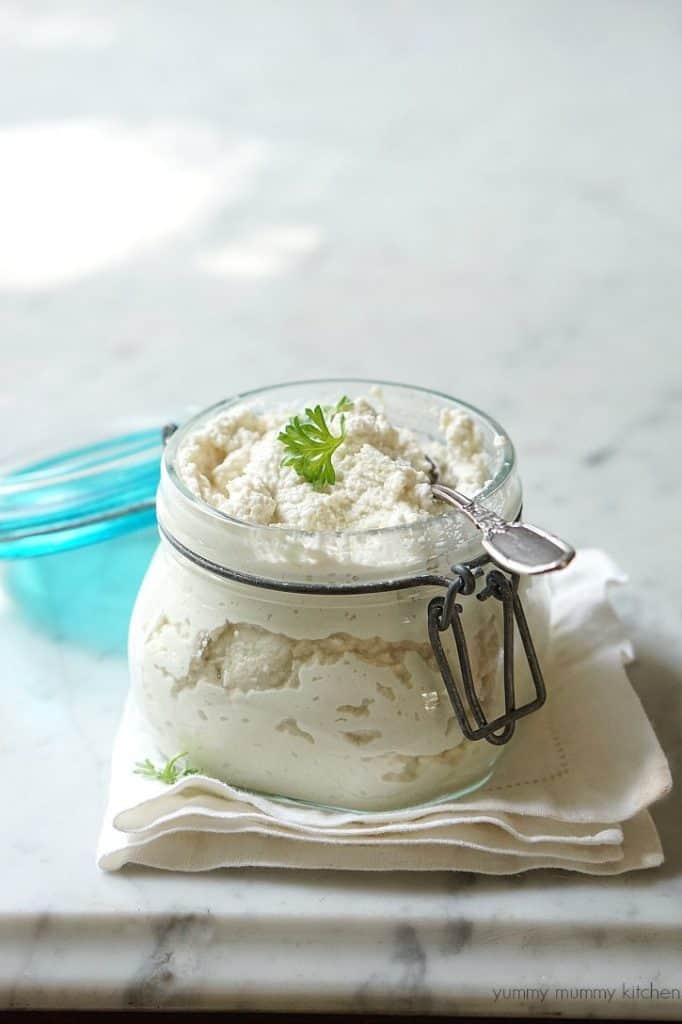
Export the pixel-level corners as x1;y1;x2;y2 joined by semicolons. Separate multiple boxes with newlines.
0;427;165;654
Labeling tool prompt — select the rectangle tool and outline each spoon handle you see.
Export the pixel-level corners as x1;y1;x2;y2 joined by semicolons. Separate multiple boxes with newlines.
432;484;575;576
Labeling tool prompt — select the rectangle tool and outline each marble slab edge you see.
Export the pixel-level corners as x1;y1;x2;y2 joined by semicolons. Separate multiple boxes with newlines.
2;907;681;1016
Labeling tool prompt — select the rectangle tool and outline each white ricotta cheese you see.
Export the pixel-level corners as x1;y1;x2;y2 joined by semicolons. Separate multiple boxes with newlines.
176;395;493;531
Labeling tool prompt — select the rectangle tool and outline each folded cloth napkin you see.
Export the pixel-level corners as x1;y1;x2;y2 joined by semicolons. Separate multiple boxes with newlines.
98;550;672;874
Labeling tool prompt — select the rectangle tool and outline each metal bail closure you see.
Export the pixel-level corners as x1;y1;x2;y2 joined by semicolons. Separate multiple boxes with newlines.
427;563;547;746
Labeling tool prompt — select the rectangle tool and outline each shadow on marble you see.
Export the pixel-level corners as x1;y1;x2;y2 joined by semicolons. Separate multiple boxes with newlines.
623;648;682;885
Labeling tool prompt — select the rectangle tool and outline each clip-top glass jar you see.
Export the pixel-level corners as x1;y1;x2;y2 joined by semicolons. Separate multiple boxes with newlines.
129;380;552;811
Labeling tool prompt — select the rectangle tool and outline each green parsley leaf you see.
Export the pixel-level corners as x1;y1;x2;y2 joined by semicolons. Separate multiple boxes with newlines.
333;395;354;414
133;752;199;785
278;403;347;490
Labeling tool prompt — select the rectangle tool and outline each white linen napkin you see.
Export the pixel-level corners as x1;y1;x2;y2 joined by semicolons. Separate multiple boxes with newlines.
98;550;672;874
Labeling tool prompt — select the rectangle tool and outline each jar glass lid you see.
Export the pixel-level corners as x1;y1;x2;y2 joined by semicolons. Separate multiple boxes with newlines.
0;425;166;559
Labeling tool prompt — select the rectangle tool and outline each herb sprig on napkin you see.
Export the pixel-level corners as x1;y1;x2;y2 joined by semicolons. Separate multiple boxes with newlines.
134;752;198;785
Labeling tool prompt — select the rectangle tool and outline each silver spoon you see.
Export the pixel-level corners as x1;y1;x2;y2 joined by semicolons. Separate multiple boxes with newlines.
425;456;575;576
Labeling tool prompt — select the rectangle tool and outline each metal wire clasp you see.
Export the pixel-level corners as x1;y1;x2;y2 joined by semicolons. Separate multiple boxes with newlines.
427;563;546;746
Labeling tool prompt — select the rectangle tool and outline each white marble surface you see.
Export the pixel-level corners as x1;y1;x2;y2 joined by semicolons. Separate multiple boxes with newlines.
1;0;681;1015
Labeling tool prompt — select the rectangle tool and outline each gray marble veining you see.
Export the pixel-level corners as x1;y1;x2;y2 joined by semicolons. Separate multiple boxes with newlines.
1;0;681;1015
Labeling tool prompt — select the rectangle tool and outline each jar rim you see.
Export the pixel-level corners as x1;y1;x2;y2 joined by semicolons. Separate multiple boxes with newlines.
162;378;517;541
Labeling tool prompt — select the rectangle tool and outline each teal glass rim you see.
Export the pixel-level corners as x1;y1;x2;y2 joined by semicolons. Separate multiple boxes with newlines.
0;426;164;559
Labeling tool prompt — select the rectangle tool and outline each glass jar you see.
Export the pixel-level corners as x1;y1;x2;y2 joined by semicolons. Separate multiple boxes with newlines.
129;381;552;811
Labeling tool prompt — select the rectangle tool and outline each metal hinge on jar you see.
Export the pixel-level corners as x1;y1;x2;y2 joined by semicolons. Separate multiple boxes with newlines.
427;561;546;747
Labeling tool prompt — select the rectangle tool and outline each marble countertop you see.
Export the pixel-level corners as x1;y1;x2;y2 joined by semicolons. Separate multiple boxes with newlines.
1;0;681;1015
